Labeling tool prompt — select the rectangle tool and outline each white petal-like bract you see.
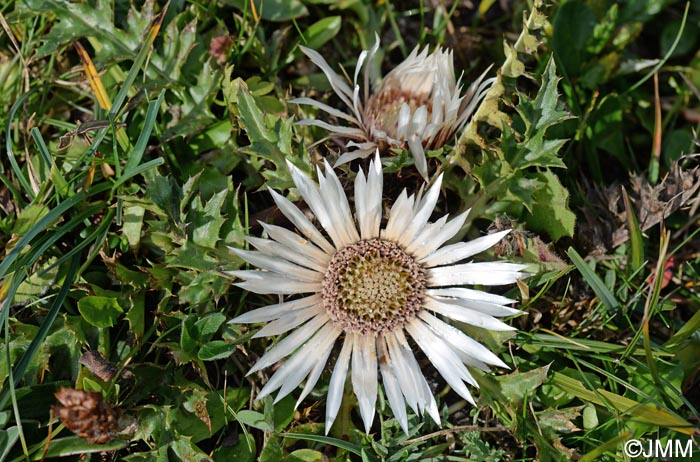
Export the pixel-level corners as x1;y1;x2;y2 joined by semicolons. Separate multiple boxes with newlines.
294;38;494;180
230;156;525;434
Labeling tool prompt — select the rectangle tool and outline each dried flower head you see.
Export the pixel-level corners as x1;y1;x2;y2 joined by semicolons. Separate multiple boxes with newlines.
229;154;525;434
53;387;119;444
292;36;494;180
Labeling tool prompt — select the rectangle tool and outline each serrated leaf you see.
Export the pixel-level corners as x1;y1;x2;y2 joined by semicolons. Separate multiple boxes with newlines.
166;241;218;271
235;79;277;144
508;176;543;213
23;0;129;57
503;41;526;78
238;410;274;432
497;365;550;403
195;313;227;340
456;0;549;151
538;407;583;434
162;60;222;141
122;205;145;248
189;189;227;249
526;171;576;241
177;272;229;306
184;388;212;431
520;56;571;135
146;172;182;222
198;341;237;361
519;135;568;169
169;437;211;462
78;296;124;328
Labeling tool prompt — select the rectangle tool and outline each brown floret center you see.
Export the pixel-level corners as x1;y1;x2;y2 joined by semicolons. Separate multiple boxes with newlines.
322;238;426;335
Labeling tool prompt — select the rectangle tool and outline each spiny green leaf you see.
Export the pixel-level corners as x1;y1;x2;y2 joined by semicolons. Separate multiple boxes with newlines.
497;364;551;403
519;56;572;136
519;135;568;170
238;410;274;432
525;171;576;240
235;79;277;144
24;0;128;58
189;189;227;249
198;341;237;361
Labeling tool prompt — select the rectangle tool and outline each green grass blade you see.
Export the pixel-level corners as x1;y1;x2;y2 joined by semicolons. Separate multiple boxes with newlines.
578;431;632;462
0;256;80;409
621;187;644;275
122;90;164;174
665;309;700;348
0;182;110;280
21;204;106;272
112;157;164;190
641;228;671;407
625;1;690;94
30;127;71;197
551;372;694;434
5;90;36;201
0;425;21;461
281;433;374;459
566;247;620;313
0;172;23;205
81;8;168;162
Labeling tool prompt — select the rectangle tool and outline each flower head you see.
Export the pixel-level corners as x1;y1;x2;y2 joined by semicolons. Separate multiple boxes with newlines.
292;37;494;180
229;155;525;434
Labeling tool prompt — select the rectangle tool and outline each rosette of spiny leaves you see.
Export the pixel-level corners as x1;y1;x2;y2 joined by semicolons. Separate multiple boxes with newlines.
448;0;577;243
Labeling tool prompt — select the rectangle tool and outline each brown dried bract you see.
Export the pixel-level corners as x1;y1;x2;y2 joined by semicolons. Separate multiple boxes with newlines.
579;162;700;255
79;351;119;382
53;387;119;444
209;35;233;65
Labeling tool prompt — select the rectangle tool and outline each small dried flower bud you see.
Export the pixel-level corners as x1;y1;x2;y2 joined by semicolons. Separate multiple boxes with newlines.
53;387;119;444
292;35;494;180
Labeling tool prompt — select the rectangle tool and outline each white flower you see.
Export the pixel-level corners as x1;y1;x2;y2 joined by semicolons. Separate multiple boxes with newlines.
229;154;525;434
292;36;494;181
